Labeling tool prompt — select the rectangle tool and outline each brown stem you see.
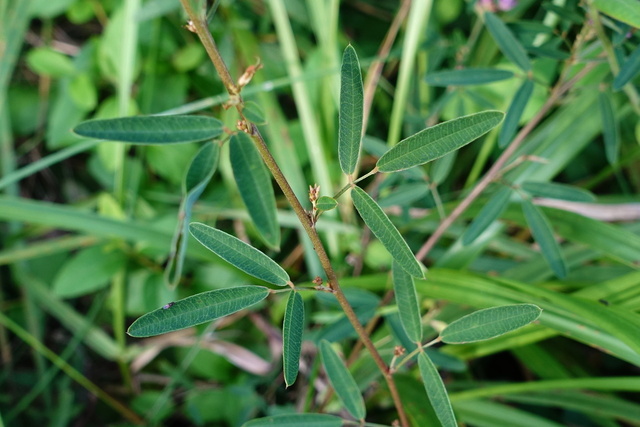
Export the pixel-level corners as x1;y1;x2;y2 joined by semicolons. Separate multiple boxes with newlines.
179;2;408;425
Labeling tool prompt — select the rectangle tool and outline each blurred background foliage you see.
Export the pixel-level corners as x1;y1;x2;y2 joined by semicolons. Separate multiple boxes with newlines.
1;0;640;426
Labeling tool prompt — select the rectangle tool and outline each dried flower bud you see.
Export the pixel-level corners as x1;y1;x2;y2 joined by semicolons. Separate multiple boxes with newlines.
238;59;263;89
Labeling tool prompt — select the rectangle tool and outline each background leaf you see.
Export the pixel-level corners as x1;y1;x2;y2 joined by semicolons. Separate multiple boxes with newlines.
189;222;290;286
377;111;504;172
613;44;640;90
462;187;512;246
483;12;531;71
230;132;280;248
351;186;423;278
418;352;457;427
392;261;423;343
338;45;364;176
598;91;620;165
127;286;270;337
316;196;338;212
520;182;596;202
425;68;514;86
73;115;224;144
243;414;342;427
319;340;366;421
521;200;568;278
283;291;304;387
498;79;534;148
440;304;542;344
592;0;640;29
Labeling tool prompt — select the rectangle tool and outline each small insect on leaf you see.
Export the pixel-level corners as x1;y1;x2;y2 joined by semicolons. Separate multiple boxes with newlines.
162;302;175;310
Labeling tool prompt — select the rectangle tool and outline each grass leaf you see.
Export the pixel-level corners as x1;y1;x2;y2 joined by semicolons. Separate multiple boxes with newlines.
425;68;514;86
521;200;567;278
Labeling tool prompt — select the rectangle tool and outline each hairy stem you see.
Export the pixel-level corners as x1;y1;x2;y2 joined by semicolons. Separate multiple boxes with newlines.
178;2;408;425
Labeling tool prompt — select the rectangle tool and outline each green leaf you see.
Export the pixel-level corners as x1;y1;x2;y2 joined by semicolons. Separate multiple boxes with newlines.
351;186;424;278
598;91;620;165
230;132;280;248
592;0;640;29
165;143;220;287
462;187;512;246
521;200;568;278
316;196;338;212
440;304;542;344
73;115;224;144
53;245;127;298
392;262;423;343
377;111;504;172
127;286;270;337
418;352;457;427
425;68;514;86
319;340;366;420
243;414;342;427
243;101;267;125
283;291;304;387
26;47;76;77
338;45;364;176
613;44;640;90
498;79;534;148
189;222;289;286
484;12;531;71
520;182;596;202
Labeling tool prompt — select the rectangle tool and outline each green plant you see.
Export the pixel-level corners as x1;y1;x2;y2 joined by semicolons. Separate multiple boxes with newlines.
2;1;640;426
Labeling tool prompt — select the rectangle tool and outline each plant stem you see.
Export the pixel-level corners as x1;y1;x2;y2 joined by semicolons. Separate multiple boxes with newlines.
178;2;409;425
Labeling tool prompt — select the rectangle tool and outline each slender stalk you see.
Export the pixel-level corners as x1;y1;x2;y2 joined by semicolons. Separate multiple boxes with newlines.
178;2;409;425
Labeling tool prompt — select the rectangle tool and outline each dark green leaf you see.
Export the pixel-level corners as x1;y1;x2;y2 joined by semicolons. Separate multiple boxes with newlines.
440;304;542;343
189;222;290;286
243;414;342;427
418;352;457;427
598;91;620;165
425;68;514;86
521;182;596;202
351;186;424;278
521;200;567;278
484;12;531;71
230;132;280;248
338;45;364;176
592;0;640;29
613;44;640;90
166;143;220;287
243;101;267;124
127;286;269;337
462;187;512;246
319;340;366;420
283;291;304;387
316;196;338;212
377;111;504;172
73;115;224;144
498;79;534;148
393;262;423;342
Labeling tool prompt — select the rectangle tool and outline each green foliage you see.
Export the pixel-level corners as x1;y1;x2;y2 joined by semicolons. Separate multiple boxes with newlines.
3;2;640;426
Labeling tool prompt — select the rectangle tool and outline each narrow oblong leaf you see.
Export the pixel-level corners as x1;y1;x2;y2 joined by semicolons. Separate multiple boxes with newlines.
189;222;290;286
521;200;568;278
418;352;457;427
392;262;423;342
230;132;280;248
592;0;640;29
338;45;364;175
351;186;423;278
498;79;534;148
462;187;512;246
440;303;542;344
425;68;514;86
613;44;640;90
319;340;366;420
283;291;304;387
73;115;224;144
243;414;342;427
316;196;338;212
598;91;620;165
484;12;531;71
521;182;596;202
166;142;220;288
377;111;504;172
127;286;269;337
